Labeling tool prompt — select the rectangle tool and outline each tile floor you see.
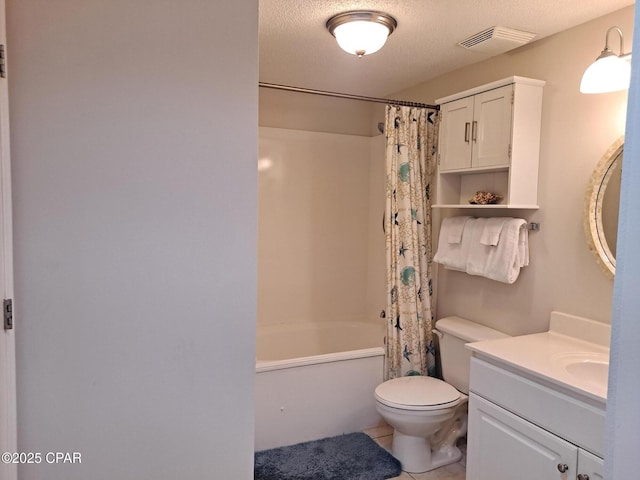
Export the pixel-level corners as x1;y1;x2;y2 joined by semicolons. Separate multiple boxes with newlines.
363;424;467;480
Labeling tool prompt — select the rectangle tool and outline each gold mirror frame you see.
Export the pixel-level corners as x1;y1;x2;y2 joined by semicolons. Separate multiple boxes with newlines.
584;136;623;279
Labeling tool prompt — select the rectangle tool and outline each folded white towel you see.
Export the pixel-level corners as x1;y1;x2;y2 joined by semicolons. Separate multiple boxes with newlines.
480;217;510;246
465;218;489;277
518;221;530;267
467;218;528;284
444;216;472;244
434;218;476;271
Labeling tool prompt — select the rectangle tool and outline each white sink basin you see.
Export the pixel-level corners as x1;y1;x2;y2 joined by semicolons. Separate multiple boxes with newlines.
555;352;609;390
565;360;608;386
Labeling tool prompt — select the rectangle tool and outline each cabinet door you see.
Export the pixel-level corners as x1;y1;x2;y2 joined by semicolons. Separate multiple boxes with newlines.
438;96;473;171
467;393;578;480
577;449;604;480
471;84;513;168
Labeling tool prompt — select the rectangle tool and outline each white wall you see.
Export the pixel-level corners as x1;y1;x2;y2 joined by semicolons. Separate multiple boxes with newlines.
258;127;378;325
394;6;633;335
7;1;257;479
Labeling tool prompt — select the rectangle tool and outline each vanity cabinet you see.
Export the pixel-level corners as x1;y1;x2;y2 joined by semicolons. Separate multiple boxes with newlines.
467;357;605;480
434;76;545;209
577;450;605;480
468;394;603;480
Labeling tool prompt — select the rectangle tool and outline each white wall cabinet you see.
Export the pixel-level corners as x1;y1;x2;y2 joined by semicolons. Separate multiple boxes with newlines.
439;85;513;171
435;76;545;208
467;357;605;480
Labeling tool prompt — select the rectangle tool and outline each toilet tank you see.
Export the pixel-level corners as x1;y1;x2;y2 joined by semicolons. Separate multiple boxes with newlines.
434;316;510;394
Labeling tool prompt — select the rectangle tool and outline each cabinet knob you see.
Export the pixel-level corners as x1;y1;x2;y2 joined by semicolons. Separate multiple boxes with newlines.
557;463;569;473
577;475;590;480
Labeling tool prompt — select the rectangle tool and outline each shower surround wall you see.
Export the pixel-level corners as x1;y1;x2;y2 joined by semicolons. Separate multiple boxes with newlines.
258;127;386;327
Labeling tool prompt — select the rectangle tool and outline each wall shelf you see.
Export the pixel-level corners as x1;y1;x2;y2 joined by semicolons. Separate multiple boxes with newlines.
432;204;539;209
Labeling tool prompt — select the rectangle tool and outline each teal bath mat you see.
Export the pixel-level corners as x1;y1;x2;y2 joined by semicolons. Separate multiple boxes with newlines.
254;432;402;480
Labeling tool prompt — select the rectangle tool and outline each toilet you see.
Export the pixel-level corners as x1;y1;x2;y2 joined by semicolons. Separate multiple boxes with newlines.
374;316;509;473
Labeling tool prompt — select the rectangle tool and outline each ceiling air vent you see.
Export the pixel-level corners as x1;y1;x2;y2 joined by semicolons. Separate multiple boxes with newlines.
458;26;536;55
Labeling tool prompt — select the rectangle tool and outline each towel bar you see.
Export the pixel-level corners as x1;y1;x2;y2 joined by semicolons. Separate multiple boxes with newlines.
528;223;540;231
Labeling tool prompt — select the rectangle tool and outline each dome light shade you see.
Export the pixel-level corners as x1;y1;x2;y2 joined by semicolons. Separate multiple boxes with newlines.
580;53;631;94
333;21;390;57
580;26;632;94
326;11;397;58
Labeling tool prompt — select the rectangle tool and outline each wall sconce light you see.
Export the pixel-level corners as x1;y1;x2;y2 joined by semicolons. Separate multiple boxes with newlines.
580;26;632;94
326;11;397;58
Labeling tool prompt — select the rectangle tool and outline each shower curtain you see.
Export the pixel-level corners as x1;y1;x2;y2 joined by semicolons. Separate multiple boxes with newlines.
384;105;439;379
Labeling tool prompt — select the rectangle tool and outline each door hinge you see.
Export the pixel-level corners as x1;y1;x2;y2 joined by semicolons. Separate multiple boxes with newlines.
0;45;6;79
508;144;512;158
3;299;12;330
437;153;441;165
511;90;514;104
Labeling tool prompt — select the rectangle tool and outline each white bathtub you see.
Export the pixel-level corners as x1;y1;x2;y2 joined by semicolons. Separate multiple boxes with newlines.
255;321;386;450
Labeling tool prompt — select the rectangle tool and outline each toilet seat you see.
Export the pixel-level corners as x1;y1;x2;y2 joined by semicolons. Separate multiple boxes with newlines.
375;376;461;411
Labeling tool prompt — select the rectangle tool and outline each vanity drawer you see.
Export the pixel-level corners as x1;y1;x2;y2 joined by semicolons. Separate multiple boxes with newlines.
469;356;605;457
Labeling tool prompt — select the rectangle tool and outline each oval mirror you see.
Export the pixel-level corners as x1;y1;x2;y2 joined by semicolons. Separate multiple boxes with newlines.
584;136;623;279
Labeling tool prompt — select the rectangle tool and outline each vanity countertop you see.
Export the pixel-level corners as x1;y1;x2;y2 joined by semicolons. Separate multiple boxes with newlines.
466;311;610;405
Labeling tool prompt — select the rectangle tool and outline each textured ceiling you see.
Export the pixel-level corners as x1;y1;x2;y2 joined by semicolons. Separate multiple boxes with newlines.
259;0;635;97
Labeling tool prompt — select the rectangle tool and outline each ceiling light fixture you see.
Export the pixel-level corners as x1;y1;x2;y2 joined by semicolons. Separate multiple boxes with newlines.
580;26;632;94
326;10;397;58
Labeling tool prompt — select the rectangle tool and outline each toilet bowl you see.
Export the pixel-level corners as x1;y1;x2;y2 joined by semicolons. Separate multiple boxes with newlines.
374;316;510;473
374;376;468;473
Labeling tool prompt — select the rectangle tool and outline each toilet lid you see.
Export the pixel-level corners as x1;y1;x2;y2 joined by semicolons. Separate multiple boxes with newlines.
375;376;461;411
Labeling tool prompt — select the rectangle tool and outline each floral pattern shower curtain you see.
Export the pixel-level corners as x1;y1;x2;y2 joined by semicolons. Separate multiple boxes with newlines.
384;105;439;379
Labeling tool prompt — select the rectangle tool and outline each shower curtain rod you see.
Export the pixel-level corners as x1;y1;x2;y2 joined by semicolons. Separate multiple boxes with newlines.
259;82;440;110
